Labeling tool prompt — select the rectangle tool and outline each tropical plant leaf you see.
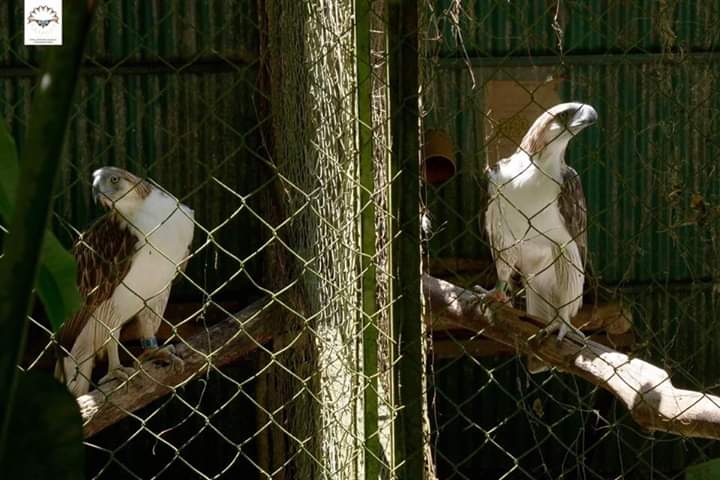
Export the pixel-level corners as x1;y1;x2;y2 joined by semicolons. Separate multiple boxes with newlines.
37;234;82;331
0;118;80;330
3;371;84;479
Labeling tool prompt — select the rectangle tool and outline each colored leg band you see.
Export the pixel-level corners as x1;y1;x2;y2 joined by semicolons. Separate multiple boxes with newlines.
141;337;159;349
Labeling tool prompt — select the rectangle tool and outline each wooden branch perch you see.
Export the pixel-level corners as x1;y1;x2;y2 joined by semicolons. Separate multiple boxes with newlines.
423;273;720;440
427;256;633;336
79;276;720;441
431;299;632;337
78;298;281;438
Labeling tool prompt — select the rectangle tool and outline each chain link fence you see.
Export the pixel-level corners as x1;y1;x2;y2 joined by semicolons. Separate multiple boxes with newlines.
422;1;720;479
2;0;720;479
6;0;420;478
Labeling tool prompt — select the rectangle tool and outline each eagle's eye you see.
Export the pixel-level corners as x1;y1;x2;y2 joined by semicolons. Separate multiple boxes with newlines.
558;111;571;122
110;175;120;184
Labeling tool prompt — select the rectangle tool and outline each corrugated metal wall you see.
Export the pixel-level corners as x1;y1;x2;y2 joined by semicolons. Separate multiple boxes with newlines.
427;1;720;478
434;0;719;56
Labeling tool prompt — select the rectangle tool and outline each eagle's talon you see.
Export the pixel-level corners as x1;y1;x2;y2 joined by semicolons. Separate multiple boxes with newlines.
562;326;586;344
137;344;184;373
534;327;551;341
551;321;584;343
98;365;135;387
484;288;510;305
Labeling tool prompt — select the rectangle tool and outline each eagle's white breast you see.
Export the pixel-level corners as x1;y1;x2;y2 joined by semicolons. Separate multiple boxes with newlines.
488;152;575;273
113;188;195;320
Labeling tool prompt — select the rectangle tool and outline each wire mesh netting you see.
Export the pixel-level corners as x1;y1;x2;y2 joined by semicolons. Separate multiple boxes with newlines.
2;0;720;479
422;1;720;479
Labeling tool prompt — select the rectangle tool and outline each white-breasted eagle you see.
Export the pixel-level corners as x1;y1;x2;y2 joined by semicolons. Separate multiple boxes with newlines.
484;102;596;368
55;167;195;396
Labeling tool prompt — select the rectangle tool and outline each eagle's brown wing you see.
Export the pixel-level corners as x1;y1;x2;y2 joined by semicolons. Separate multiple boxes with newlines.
558;165;588;266
56;214;138;352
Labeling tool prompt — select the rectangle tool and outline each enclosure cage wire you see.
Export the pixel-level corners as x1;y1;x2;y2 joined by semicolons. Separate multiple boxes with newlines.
5;0;418;479
420;1;720;479
1;0;719;479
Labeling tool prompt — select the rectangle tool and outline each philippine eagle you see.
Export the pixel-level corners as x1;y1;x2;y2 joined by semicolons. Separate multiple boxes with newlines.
55;167;195;396
485;102;597;370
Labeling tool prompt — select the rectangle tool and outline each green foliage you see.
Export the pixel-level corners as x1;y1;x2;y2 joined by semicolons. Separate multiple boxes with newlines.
4;371;85;479
686;458;720;480
0;3;95;476
0;119;81;331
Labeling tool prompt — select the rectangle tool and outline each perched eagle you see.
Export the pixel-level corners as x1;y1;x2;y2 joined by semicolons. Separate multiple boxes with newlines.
485;102;597;370
55;167;195;396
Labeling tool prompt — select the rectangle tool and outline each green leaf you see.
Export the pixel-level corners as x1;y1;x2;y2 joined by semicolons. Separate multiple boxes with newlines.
37;234;82;331
0;118;80;331
687;458;720;480
3;371;84;479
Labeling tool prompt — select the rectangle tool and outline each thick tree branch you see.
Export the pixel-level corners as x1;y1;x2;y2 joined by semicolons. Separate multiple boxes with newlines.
78;298;281;438
423;273;720;440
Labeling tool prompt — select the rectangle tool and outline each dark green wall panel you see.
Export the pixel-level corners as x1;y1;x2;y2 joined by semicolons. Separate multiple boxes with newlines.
433;0;720;57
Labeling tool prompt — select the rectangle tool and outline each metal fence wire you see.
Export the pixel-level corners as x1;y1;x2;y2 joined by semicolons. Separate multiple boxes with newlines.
2;0;720;479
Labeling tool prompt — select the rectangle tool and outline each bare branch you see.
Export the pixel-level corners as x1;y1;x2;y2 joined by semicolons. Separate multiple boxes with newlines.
423;273;720;440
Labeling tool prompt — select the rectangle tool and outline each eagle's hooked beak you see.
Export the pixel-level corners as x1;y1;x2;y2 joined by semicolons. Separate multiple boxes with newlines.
569;104;598;129
92;183;112;208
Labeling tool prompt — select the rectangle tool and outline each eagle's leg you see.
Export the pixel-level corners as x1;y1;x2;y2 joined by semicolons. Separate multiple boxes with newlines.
548;288;586;342
486;248;518;304
99;334;136;386
134;293;184;372
543;308;585;342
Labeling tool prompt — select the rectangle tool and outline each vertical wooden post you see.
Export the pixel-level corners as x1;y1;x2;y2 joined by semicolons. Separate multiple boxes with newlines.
388;0;424;478
355;0;381;478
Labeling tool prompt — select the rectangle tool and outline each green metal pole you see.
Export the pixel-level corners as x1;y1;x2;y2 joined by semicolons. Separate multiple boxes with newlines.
356;0;381;478
388;0;424;478
0;0;97;458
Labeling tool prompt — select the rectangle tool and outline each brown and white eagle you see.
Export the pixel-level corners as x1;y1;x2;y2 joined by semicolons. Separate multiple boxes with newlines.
485;102;596;370
55;167;195;396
